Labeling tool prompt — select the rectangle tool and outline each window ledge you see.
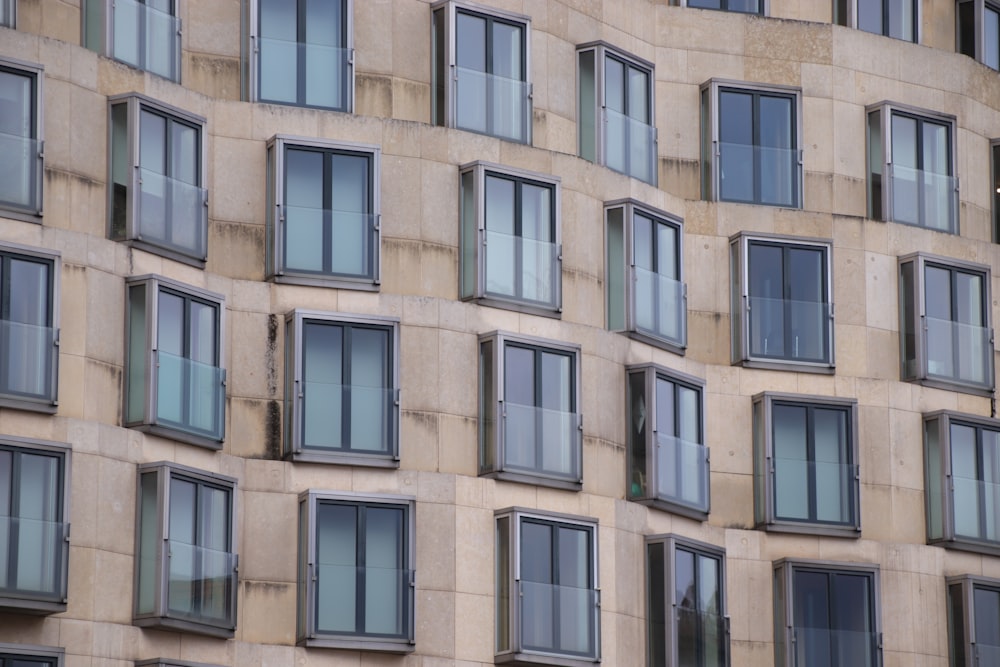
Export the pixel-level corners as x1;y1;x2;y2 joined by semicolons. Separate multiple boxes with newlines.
758;520;860;539
632;497;708;522
0;395;57;414
285;451;399;468
906;377;994;398
496;651;599;667
131;424;224;450
134;616;235;638
624;330;686;356
736;359;834;375
299;636;415;653
469;296;561;320
0;596;66;615
273;274;379;292
930;537;1000;558
483;471;582;492
0;207;43;224
126;240;206;269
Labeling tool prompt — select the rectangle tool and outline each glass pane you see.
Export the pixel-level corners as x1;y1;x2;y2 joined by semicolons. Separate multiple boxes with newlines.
329;152;371;277
485;175;516;297
814;408;850;523
952;424;981;539
304;0;346;108
3;258;52;399
773;404;809;520
887;0;914;41
303;321;344;449
167;477;197;615
490;21;524;141
719;91;754;202
259;0;298;103
556;526;592;653
987;8;1000;70
136;471;158;614
316;503;357;633
748;243;784;357
520;183;554;304
349;327;390;452
975;587;1000;653
284;148;325;272
759;94;795;206
456;12;487;133
857;0;883;34
890;114;919;225
0;69;36;210
364;506;404;635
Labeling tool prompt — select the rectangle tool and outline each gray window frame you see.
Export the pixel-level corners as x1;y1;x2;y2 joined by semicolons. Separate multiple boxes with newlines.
494;507;601;666
0;644;64;667
283;309;400;466
672;0;767;14
136;660;224;667
834;0;920;42
266;134;381;290
753;392;861;537
82;0;182;82
107;93;208;266
947;574;1000;666
958;0;1000;69
0;56;43;221
132;461;238;637
992;139;1000;243
479;331;583;491
296;490;416;652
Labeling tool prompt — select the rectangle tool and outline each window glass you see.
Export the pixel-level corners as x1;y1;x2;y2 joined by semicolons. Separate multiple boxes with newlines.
111;0;180;80
790;569;875;667
0;66;37;213
0;251;54;404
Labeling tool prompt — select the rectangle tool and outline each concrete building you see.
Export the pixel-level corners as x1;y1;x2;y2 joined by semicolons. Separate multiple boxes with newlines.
1;0;1000;665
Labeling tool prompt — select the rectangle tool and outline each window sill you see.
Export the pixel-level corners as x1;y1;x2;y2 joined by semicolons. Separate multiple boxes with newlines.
905;376;994;398
130;424;224;450
298;636;415;653
482;471;582;492
757;520;861;539
273;274;379;292
632;497;708;522
735;358;835;375
0;395;57;414
0;207;43;224
134;615;235;638
285;450;399;468
623;330;686;356
496;651;599;667
0;596;66;615
125;240;206;270
467;296;561;319
930;536;1000;558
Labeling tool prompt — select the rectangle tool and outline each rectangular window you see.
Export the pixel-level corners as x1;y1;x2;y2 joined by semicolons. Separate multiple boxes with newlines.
460;161;561;315
108;94;207;264
479;332;581;490
266;135;380;289
124;275;226;447
867;102;957;232
898;254;993;393
676;0;765;14
83;0;181;81
297;491;415;652
774;560;881;667
133;462;237;637
835;0;918;41
627;365;709;519
431;1;531;144
701;79;801;208
948;575;1000;666
247;0;353;111
577;44;657;185
0;58;43;219
0;645;63;667
958;0;1000;69
753;393;860;536
606;200;686;350
284;310;399;466
646;535;728;667
495;508;599;664
0;437;69;615
730;233;834;370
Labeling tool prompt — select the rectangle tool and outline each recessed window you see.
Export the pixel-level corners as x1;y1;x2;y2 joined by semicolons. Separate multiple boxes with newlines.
479;332;581;490
109;94;207;264
627;364;709;519
674;0;765;14
133;462;237;637
867;102;957;233
577;44;657;184
753;393;860;536
246;0;353;111
83;0;181;81
646;535;728;667
835;0;918;41
431;1;531;144
124;275;226;447
460;162;561;315
899;253;993;394
606;200;685;351
0;437;70;615
0;645;63;667
0;242;59;413
0;57;43;219
283;310;399;466
730;233;834;370
701;79;801;208
495;508;600;665
266;136;380;289
948;575;1000;665
297;491;415;652
958;0;1000;69
774;560;881;667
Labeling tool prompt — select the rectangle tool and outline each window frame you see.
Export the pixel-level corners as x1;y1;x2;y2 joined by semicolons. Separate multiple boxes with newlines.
107;93;208;266
753;392;861;537
898;252;994;395
605;199;686;352
673;0;767;13
266;134;381;290
700;78;803;208
135;660;224;667
992;138;1000;243
296;490;416;652
957;0;1000;69
0;56;43;221
0;644;64;667
132;461;238;637
123;274;227;448
494;507;601;666
626;364;709;519
834;0;920;42
729;232;835;372
459;161;562;317
479;331;583;491
82;0;182;82
283;309;400;466
947;574;1000;666
431;0;533;144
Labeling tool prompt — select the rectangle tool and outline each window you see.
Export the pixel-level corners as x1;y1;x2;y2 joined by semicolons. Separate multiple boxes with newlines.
867;102;957;233
701;79;801;208
460;162;561;315
297;491;415;652
283;310;399;466
83;0;181;81
948;575;1000;666
0;437;69;614
606;200;686;351
773;560;881;667
627;364;709;519
898;253;993;393
479;332;581;490
753;393;859;536
646;535;728;667
133;462;237;637
730;233;834;370
0;243;59;413
0;1;14;28
245;0;353;111
124;275;225;447
431;1;531;144
109;94;207;264
266;135;380;289
0;645;63;667
992;140;1000;243
834;0;918;41
495;508;600;665
577;44;657;185
959;0;1000;68
673;0;765;14
0;57;43;219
